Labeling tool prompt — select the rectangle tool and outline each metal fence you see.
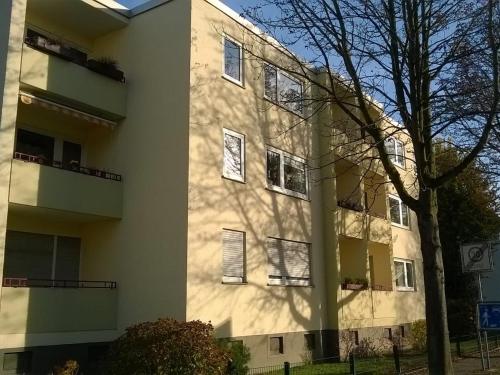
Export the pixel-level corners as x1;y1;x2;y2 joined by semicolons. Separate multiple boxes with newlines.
247;333;500;375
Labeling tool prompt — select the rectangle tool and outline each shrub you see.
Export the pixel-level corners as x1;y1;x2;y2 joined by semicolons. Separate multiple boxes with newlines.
409;320;427;352
354;337;383;358
53;360;79;375
106;318;230;375
219;340;251;375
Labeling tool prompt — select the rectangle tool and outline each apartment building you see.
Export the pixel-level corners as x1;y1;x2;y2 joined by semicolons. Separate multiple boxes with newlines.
0;0;425;372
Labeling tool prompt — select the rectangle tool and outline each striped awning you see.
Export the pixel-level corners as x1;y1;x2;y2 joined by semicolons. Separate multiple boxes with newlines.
19;91;117;129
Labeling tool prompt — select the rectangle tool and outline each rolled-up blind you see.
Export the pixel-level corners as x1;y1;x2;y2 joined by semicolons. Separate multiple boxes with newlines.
223;230;245;281
267;238;310;282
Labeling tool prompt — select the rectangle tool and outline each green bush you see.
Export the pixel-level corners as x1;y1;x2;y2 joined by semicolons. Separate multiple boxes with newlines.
410;320;427;352
219;339;251;375
106;318;230;375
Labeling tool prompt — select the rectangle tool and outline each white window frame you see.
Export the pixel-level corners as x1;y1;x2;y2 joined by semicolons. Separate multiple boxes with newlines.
222;35;244;86
267;237;312;287
266;146;309;200
222;128;245;182
263;63;304;115
388;194;410;229
385;137;405;168
394;258;415;291
222;229;246;284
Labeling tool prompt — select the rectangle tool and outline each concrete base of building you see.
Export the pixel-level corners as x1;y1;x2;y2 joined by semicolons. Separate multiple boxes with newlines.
0;323;415;373
0;342;110;375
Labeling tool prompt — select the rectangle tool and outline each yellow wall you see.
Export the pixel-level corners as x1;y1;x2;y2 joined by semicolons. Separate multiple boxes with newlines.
186;0;327;338
0;0;426;355
0;0;27;306
80;0;193;331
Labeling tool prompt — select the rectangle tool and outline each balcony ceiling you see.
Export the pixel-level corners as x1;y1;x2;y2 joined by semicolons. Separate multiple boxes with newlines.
27;0;129;39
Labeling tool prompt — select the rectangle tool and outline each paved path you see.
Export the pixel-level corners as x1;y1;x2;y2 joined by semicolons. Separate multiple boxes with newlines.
453;350;500;375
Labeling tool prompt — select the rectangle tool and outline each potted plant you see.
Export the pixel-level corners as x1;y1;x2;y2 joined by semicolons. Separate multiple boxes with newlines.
342;277;369;290
87;57;125;82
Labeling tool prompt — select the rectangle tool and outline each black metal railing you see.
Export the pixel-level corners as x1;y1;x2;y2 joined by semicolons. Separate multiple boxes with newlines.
3;277;117;289
14;152;122;182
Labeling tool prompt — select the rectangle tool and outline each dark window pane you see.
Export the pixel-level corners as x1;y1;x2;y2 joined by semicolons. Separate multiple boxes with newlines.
16;129;54;162
394;261;405;287
270;336;284;355
401;203;409;227
55;237;81;280
279;74;302;112
385;139;396;163
264;65;277;100
4;231;53;279
406;262;414;288
224;38;241;81
62;141;82;169
284;156;306;194
224;133;242;176
267;150;281;187
3;352;32;372
389;197;401;224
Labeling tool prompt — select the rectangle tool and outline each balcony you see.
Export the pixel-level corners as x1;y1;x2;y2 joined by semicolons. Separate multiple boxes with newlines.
9;154;122;220
336;206;391;244
0;278;117;334
20;43;127;120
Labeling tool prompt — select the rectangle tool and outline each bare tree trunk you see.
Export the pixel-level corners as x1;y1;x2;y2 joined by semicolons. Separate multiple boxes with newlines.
417;188;454;375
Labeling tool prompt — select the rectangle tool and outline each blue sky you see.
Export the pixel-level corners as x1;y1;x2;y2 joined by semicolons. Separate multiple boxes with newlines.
117;0;246;13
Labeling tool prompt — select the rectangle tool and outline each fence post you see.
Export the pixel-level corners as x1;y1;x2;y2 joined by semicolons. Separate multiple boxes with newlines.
349;352;356;375
456;337;462;357
284;361;290;375
393;344;401;374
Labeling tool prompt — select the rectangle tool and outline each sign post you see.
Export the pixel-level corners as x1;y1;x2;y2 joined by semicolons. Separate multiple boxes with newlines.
461;242;494;370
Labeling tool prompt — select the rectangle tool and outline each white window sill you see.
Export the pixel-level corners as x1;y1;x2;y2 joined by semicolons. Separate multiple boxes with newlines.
396;287;415;292
223;276;246;284
222;174;246;184
266;185;309;201
222;74;244;88
268;278;312;287
391;222;410;230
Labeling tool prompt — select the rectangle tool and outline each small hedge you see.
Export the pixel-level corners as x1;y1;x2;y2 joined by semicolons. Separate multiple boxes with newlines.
106;318;230;375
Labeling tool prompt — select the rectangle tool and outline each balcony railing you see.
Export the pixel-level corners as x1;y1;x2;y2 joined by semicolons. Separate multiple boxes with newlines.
3;277;116;289
14;152;122;182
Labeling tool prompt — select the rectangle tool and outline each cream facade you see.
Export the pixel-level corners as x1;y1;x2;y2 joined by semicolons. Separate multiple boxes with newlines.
0;0;424;372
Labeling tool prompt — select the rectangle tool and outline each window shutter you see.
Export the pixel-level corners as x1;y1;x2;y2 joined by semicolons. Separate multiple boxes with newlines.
283;240;310;279
223;230;245;282
267;238;311;285
267;238;285;279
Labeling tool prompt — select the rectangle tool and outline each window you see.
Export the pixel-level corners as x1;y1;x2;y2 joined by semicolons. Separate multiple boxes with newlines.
223;129;245;182
2;352;32;372
304;334;316;351
399;325;405;338
264;64;303;114
4;231;81;281
267;238;311;286
385;138;405;167
394;259;415;291
389;195;410;228
384;328;393;340
266;147;308;199
223;36;243;84
349;330;359;345
222;230;246;283
16;128;55;162
269;336;284;355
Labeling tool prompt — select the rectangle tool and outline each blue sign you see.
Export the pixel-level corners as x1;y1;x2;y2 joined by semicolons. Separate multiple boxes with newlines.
478;303;500;330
